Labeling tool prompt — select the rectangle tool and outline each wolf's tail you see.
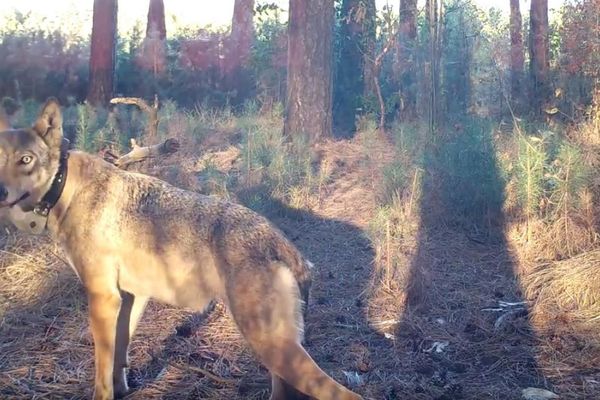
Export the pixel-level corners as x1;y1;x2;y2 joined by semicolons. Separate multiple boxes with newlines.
276;239;313;318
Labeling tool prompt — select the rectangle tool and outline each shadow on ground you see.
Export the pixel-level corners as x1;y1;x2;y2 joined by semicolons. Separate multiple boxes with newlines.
394;122;552;399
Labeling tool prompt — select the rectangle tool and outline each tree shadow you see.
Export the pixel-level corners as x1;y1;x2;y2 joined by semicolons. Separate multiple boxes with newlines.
395;120;552;399
237;192;391;398
124;302;219;392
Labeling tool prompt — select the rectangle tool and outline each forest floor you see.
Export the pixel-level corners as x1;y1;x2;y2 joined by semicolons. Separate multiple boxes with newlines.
0;127;598;399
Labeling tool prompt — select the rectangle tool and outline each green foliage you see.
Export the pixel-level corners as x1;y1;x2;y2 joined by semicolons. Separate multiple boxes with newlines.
468;5;509;118
548;142;590;216
0;0;596;128
237;107;319;211
512;132;590;220
240;124;279;173
380;160;408;205
10;99;42;128
356;114;378;134
515;135;546;219
251;7;287;108
367;193;417;289
391;122;424;157
196;156;232;198
428;119;505;225
0;12;89;104
269;136;313;194
377;123;425;206
442;0;481;116
75;104;108;153
157;99;179;139
182;109;212;140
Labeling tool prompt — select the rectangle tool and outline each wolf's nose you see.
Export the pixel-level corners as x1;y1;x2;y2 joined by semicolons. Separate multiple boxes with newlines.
0;185;7;202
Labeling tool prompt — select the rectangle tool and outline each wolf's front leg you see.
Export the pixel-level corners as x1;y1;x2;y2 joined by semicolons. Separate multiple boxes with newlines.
88;290;122;400
113;291;148;398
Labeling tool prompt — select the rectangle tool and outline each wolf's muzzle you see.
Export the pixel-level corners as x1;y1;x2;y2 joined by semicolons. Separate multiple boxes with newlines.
0;187;30;209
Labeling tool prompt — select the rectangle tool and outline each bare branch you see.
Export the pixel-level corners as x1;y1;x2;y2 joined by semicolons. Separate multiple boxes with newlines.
110;95;160;140
373;22;398;131
110;97;153;113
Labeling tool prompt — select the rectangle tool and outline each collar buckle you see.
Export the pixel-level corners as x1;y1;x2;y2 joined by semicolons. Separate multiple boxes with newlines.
33;202;51;217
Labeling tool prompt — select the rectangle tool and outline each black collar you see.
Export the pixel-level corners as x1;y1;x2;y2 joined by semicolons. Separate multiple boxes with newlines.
33;138;70;217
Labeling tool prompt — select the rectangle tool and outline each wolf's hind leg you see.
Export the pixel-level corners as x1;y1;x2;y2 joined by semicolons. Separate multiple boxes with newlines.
227;264;362;400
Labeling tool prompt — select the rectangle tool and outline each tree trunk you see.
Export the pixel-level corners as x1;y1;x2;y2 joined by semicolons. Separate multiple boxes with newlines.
425;0;442;133
363;0;377;100
145;0;167;77
529;0;550;115
333;0;373;137
87;0;118;106
510;0;524;114
228;0;255;69
146;0;166;40
443;4;471;116
285;0;334;141
223;0;256;103
435;0;444;123
398;0;418;120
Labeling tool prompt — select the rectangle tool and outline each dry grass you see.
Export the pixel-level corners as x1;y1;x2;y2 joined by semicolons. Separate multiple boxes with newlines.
524;251;600;332
0;231;90;398
519;251;600;396
502;103;600;397
366;195;421;326
507;214;598;263
2;111;600;399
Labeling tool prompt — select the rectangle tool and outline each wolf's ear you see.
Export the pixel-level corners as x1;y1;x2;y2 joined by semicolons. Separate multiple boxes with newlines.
0;107;10;131
33;97;63;148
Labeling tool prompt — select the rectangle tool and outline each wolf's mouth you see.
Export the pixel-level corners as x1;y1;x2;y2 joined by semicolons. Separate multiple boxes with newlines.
0;192;30;209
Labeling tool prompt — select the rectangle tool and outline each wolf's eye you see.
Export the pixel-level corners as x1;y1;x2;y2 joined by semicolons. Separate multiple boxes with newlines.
20;155;33;165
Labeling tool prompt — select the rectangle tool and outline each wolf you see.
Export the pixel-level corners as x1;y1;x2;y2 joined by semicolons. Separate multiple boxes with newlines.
0;99;362;400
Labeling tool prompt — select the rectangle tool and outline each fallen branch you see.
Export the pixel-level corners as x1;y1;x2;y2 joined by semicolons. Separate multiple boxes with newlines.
103;138;180;169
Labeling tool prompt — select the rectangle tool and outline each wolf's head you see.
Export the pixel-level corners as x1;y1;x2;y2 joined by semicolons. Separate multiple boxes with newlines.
0;98;64;211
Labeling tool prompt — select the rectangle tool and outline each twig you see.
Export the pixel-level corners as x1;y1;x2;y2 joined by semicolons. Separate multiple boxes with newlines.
175;364;237;385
